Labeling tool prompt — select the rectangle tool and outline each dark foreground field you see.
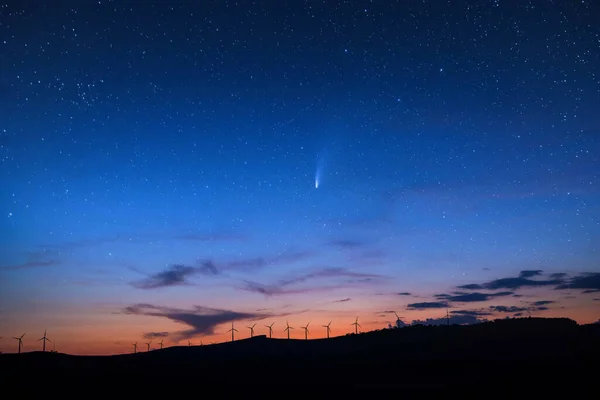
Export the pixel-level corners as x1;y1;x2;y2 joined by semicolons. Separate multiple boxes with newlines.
2;318;599;389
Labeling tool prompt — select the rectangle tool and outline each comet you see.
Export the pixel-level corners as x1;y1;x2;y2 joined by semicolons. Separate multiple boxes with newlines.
315;156;324;189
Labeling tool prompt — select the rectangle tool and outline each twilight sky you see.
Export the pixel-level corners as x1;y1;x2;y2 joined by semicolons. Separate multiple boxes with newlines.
1;1;599;355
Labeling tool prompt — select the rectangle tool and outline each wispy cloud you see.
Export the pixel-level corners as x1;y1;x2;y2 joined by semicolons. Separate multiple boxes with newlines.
130;250;312;290
397;292;412;296
122;303;271;340
435;291;513;303
326;239;370;250
240;267;387;297
0;259;59;271
333;298;351;303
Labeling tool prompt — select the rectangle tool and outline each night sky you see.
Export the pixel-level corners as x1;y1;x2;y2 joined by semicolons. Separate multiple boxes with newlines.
1;1;599;355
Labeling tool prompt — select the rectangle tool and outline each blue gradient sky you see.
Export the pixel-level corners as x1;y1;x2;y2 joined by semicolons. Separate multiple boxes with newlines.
1;1;599;354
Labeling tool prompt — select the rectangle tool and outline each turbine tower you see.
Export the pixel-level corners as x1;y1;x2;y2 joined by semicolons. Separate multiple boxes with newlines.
13;333;25;354
246;323;256;338
38;330;51;352
284;321;293;339
301;321;310;340
159;339;164;349
265;322;275;338
145;339;152;352
188;340;192;346
322;321;332;338
227;322;238;342
351;317;361;334
132;341;137;354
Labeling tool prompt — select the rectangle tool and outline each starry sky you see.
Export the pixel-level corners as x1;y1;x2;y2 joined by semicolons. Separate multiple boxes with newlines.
1;1;599;355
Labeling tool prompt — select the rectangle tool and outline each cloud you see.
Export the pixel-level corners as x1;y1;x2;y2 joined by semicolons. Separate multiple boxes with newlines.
555;272;600;291
0;259;59;271
489;305;529;313
583;289;600;294
240;267;387;297
397;292;412;296
326;239;368;249
172;232;246;242
122;303;268;340
411;314;486;326
550;272;568;279
213;250;312;272
131;264;197;289
333;298;351;303
457;270;564;291
407;301;448;310
130;250;312;289
519;270;543;278
142;332;169;339
451;309;493;316
532;300;554;306
436;291;513;303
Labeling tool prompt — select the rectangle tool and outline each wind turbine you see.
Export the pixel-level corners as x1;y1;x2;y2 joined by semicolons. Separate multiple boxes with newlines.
132;341;137;353
322;321;332;338
145;339;152;352
301;321;310;340
393;312;404;328
265;322;275;338
246;323;256;338
351;317;361;334
284;321;293;339
159;339;164;349
188;340;192;346
227;322;238;342
38;330;51;352
13;333;25;354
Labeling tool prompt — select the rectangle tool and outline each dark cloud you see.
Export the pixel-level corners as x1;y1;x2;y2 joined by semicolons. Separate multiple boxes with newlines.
550;272;568;280
451;309;493;316
489;305;529;313
333;298;351;303
556;272;600;291
411;314;486;326
142;332;169;339
519;270;543;278
397;292;412;296
436;291;513;303
122;303;267;339
456;284;482;290
583;289;600;294
536;306;549;311
594;298;600;302
407;301;448;309
131;264;197;289
457;271;564;291
240;267;386;297
532;300;554;306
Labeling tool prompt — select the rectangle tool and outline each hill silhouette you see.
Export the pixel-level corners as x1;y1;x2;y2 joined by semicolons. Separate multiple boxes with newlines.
2;317;599;388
